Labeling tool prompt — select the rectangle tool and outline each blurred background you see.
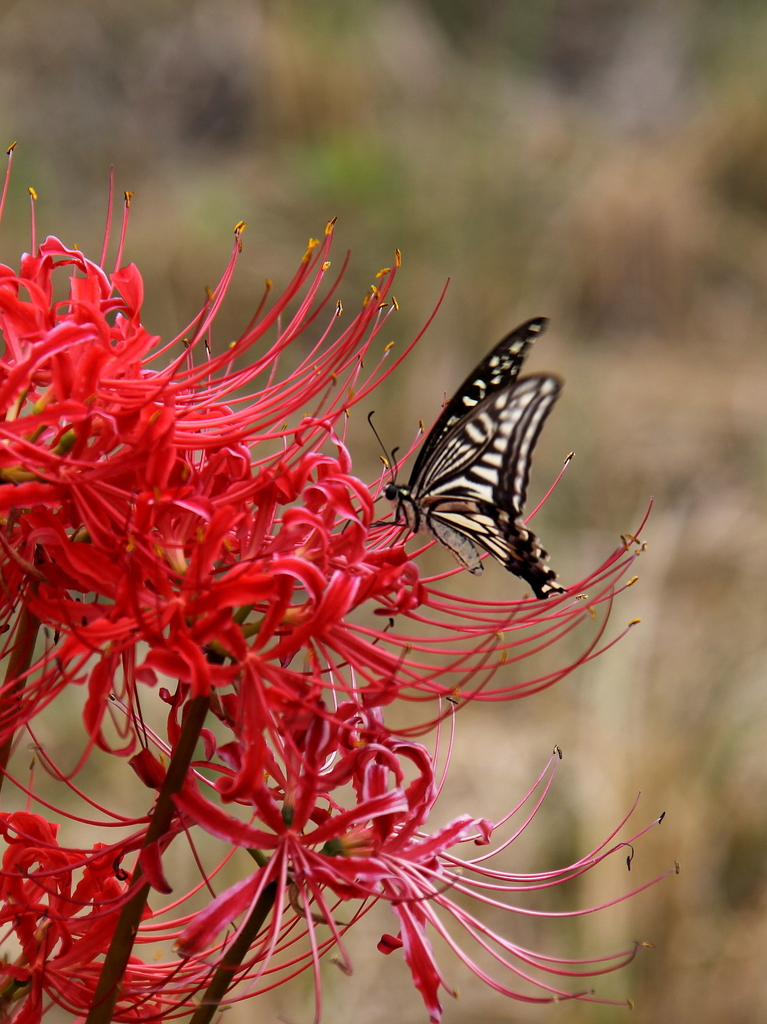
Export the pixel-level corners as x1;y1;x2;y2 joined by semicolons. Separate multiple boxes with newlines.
3;1;767;1021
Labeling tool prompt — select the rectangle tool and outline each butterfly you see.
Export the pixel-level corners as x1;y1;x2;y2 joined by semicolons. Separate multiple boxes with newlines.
385;317;566;599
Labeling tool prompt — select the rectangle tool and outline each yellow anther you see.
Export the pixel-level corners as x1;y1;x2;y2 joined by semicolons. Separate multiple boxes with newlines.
384;341;395;352
234;220;247;235
302;238;321;262
6;142;17;154
391;296;399;310
336;300;343;316
588;605;596;620
627;575;638;586
124;190;134;207
628;617;641;626
265;278;273;291
376;267;391;278
325;216;337;234
27;186;37;200
419;419;425;433
394;248;402;266
379;455;390;468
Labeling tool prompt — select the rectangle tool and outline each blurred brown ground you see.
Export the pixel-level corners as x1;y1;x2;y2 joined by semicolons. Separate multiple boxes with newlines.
3;1;767;1021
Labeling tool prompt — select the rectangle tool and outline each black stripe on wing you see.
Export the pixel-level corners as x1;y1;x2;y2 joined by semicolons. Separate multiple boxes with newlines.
408;317;548;486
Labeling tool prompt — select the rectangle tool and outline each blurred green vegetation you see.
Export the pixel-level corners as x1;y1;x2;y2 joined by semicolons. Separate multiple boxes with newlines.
3;1;767;1021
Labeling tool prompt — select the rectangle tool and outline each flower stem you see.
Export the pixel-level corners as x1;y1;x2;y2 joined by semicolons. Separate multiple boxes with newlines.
85;692;210;1024
0;603;40;797
189;881;278;1024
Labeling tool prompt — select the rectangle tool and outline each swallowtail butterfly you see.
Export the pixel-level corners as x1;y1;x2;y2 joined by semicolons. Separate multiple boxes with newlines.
386;317;565;599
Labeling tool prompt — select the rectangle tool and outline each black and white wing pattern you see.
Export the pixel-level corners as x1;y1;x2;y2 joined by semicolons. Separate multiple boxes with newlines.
407;317;548;482
386;318;566;599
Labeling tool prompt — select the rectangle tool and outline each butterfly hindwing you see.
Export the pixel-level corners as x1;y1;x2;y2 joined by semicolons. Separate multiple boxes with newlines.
426;499;561;598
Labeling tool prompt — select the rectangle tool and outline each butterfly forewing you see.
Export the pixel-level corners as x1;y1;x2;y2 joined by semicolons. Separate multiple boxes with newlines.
409;317;549;482
498;376;562;515
414;373;558;493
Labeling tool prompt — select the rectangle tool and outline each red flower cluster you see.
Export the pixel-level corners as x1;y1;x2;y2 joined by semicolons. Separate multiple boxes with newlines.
0;165;664;1024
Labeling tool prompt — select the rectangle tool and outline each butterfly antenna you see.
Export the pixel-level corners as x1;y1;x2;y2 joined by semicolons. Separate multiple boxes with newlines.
390;446;400;482
367;410;398;486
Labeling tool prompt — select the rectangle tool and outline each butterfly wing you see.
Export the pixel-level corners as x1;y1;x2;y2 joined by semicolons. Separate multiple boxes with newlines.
407;317;548;485
413;375;565;598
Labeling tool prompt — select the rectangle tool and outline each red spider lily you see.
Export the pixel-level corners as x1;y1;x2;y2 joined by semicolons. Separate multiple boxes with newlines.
0;155;661;1024
0;719;668;1023
167;709;669;1023
0;206;646;754
0;811;148;1024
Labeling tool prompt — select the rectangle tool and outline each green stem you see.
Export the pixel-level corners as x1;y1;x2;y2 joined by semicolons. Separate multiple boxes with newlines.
0;603;41;797
85;692;210;1024
189;881;278;1024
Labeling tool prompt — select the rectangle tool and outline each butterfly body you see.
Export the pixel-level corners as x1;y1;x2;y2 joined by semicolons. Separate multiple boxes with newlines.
387;317;566;599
